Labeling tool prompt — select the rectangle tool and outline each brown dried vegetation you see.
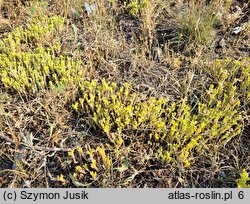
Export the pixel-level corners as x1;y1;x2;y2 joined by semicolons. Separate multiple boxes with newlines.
0;0;249;187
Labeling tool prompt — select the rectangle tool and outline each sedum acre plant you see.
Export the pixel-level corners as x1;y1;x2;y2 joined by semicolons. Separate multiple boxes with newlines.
156;83;242;166
126;0;151;17
0;14;84;94
237;169;250;188
0;46;83;93
73;79;242;167
65;145;112;187
210;58;250;106
0;14;64;53
73;79;168;136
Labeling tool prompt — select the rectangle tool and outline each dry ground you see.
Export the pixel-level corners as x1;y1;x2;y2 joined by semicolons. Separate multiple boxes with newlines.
0;0;249;187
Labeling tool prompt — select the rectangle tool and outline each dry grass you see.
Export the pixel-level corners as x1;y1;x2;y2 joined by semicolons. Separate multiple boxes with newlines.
0;0;249;188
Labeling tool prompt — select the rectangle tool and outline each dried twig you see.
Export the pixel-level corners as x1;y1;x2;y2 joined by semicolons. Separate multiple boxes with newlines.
0;134;70;152
0;134;15;144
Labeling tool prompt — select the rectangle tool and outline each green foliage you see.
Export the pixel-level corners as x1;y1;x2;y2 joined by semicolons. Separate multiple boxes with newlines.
0;15;64;52
172;4;217;52
0;15;84;94
73;79;167;136
30;0;49;14
73;79;242;167
0;47;83;93
156;83;241;166
62;145;112;186
126;0;150;17
210;59;250;105
237;169;250;188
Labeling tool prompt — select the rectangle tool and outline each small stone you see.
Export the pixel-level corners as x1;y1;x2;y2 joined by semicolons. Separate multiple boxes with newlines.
23;180;32;188
219;171;226;178
85;2;98;16
232;26;242;35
